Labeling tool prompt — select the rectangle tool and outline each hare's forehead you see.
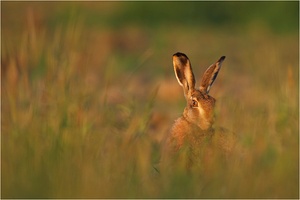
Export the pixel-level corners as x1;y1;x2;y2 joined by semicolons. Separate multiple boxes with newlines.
190;90;213;101
190;90;205;100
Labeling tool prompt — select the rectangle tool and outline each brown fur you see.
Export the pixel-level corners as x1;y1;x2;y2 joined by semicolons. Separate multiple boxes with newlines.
161;52;236;172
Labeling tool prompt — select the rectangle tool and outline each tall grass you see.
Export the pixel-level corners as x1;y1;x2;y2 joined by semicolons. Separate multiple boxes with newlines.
2;2;299;198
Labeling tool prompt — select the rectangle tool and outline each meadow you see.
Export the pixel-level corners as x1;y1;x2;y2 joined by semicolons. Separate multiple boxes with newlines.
2;2;299;198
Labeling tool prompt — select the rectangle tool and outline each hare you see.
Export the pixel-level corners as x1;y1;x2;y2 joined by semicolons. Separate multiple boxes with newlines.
161;52;237;172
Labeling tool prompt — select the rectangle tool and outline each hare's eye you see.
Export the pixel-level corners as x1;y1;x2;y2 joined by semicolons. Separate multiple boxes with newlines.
192;99;198;107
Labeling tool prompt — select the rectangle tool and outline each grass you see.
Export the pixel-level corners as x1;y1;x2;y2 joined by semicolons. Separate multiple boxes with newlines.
2;2;299;198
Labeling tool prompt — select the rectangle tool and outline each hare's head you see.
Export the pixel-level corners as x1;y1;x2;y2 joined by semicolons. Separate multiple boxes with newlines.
173;52;225;130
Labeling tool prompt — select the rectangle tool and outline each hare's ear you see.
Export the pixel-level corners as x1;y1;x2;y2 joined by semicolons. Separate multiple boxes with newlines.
173;52;196;98
199;56;225;94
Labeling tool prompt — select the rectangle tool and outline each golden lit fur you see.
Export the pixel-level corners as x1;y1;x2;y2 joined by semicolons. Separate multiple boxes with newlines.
161;52;236;172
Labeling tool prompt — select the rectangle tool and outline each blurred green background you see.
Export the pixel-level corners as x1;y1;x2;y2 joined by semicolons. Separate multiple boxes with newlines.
2;1;299;198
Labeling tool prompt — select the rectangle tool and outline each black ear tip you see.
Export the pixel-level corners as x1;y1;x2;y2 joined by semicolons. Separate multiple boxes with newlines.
173;52;188;58
219;56;226;62
173;52;189;65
